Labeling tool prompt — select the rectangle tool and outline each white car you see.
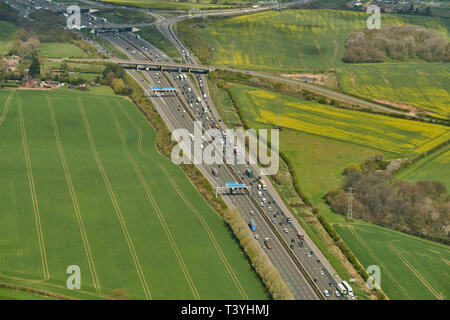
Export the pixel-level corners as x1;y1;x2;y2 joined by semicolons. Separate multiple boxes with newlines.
335;291;340;297
284;229;288;233
307;253;312;257
268;207;273;211
260;202;264;207
319;270;324;275
324;290;329;297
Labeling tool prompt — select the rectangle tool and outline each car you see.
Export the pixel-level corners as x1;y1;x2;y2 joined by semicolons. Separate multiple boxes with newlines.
307;253;312;258
268;207;273;211
279;221;283;226
329;291;333;296
335;291;340;297
323;290;329;297
272;218;276;223
298;241;303;247
284;229;288;233
319;270;324;275
329;282;334;287
250;210;255;216
290;244;294;249
291;238;295;243
260;202;264;207
313;278;318;283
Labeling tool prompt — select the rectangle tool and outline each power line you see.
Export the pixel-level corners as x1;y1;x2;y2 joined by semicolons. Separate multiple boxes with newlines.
347;187;355;222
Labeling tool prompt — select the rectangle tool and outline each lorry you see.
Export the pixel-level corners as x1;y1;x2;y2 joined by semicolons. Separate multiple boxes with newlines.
337;283;347;296
249;219;256;232
341;281;353;297
264;238;272;250
259;179;267;190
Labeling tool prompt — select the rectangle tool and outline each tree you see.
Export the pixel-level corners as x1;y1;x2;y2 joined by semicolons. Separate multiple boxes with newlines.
111;78;125;94
28;55;40;77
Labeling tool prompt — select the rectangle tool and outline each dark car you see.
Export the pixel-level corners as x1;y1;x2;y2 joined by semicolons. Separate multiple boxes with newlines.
329;282;334;287
290;244;294;249
291;238;295;243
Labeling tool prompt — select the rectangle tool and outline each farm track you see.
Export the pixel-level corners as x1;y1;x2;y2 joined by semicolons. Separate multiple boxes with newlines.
347;224;412;300
388;242;440;299
17;96;50;282
106;101;200;300
0;90;14;126
78;98;152;300
47;96;103;296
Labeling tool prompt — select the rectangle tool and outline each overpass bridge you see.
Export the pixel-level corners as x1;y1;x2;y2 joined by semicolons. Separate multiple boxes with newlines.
49;58;214;73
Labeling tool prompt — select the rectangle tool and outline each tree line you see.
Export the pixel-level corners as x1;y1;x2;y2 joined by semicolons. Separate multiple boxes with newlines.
325;155;449;244
343;24;450;63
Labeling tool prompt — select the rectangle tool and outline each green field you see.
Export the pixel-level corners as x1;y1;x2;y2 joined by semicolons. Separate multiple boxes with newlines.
101;0;234;10
334;221;450;300
186;9;450;118
397;144;450;190
0;20;18;54
215;82;450;299
39;43;91;59
0;89;268;299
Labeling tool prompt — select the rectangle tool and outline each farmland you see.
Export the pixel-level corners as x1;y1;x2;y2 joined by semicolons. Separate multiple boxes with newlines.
213;82;450;299
0;89;267;299
225;82;449;211
228;84;450;156
334;221;450;300
397;144;450;190
100;0;234;10
183;9;450;118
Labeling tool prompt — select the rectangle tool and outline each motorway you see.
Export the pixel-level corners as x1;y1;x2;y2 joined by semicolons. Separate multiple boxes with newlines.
100;29;348;300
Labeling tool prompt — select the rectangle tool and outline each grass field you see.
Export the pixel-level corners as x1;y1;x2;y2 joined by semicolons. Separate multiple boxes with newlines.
39;43;91;59
334;221;450;300
397;144;450;191
101;0;234;10
186;9;450;118
215;82;450;299
0;88;268;299
0;20;18;54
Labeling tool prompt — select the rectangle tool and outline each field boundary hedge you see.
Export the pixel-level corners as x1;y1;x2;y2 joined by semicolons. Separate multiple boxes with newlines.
0;282;76;300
